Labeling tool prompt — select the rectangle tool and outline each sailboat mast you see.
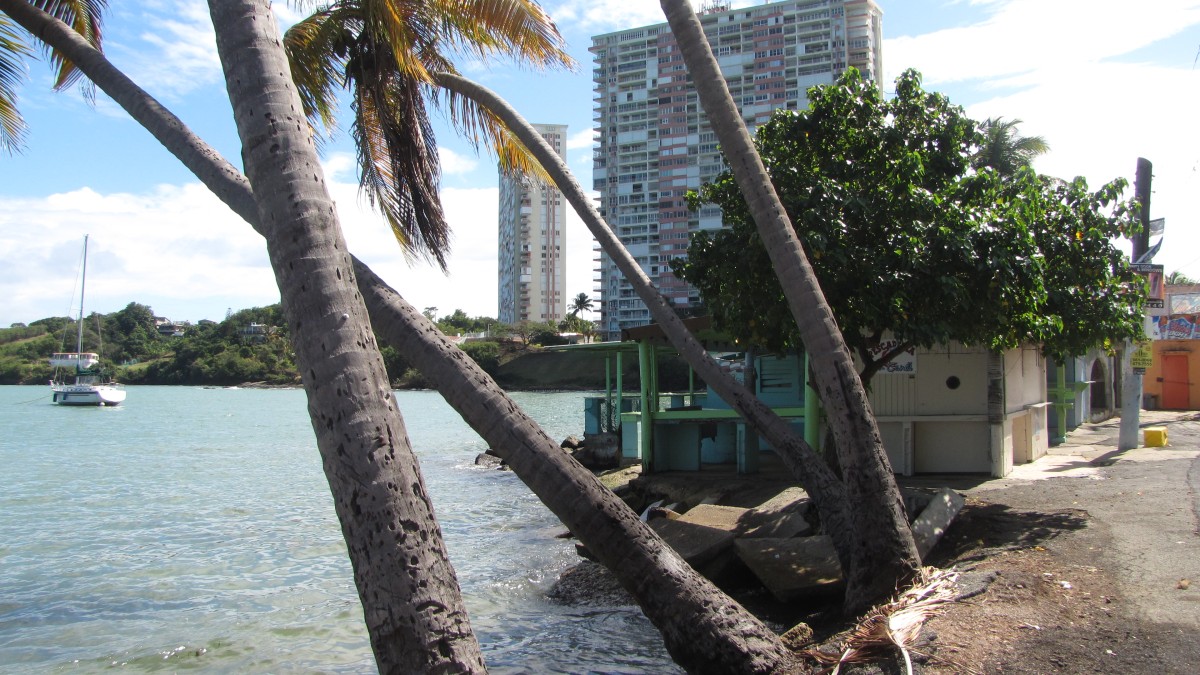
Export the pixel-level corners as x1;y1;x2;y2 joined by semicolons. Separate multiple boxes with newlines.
76;234;88;357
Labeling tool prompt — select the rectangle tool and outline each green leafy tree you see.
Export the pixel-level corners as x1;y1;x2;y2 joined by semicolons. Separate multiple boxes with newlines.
675;68;1143;386
459;340;500;375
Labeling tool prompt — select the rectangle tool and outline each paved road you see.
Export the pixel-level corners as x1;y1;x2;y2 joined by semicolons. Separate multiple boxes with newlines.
959;410;1200;629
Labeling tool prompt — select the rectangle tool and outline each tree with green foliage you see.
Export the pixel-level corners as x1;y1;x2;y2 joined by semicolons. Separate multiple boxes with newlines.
674;68;1143;387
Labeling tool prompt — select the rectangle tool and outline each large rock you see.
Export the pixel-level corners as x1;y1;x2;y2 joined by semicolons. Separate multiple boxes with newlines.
735;535;844;601
571;433;619;470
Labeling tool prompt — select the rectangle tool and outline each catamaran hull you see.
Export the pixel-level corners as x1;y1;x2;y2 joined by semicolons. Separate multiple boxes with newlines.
51;385;127;406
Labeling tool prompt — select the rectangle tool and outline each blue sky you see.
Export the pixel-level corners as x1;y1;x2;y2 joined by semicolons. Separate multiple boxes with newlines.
2;0;1199;327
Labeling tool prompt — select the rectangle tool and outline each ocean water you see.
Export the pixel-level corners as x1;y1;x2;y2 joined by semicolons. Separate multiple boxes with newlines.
0;386;680;673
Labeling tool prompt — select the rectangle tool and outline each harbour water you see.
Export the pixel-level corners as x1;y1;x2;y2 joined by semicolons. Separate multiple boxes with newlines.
0;386;680;673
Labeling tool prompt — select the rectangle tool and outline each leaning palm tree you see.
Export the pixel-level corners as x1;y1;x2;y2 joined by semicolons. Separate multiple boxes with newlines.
659;0;920;613
568;291;593;317
972;116;1050;176
2;2;799;670
283;0;573;269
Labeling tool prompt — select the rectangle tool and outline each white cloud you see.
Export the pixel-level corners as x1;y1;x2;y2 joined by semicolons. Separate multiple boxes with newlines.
108;1;222;99
439;147;480;175
0;184;274;326
883;0;1200;279
547;0;760;32
886;0;1200;87
566;127;595;150
0;177;509;328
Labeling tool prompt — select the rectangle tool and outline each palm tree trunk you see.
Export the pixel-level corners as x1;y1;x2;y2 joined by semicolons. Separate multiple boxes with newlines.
7;3;798;668
354;262;797;674
433;71;857;570
658;0;920;613
205;1;483;671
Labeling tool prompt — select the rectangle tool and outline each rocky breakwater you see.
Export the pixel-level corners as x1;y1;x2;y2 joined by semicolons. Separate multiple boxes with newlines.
548;469;964;620
474;432;621;471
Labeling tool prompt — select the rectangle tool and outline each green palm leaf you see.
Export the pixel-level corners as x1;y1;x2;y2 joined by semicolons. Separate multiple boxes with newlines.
0;13;31;153
284;0;573;267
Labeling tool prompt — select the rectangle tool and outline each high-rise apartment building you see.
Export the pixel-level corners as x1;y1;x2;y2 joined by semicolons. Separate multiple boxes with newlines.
591;0;883;338
498;123;568;325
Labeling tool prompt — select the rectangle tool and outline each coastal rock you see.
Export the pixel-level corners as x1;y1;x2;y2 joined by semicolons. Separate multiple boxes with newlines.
570;436;619;470
474;452;507;470
547;560;634;607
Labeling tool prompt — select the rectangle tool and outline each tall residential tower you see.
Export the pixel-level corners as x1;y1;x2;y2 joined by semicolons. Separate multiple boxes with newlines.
591;0;883;337
498;123;568;325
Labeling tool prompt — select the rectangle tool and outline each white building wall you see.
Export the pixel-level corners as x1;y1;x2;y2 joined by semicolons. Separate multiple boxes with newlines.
497;123;568;324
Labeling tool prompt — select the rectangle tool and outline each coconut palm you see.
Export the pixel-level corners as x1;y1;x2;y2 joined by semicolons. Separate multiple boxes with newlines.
972;116;1050;176
3;3;799;670
658;0;919;612
282;0;573;268
208;0;485;669
1166;270;1196;285
568;291;593;317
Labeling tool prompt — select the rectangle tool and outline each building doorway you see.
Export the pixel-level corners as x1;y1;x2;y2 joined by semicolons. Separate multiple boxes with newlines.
1162;354;1191;410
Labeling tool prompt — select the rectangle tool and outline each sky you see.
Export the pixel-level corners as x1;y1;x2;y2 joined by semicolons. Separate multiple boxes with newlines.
2;0;1199;328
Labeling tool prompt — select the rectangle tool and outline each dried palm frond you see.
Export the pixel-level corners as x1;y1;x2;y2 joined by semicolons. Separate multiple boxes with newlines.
804;567;966;675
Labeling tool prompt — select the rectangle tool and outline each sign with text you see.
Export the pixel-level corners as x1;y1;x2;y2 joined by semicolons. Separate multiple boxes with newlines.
868;339;916;374
1131;341;1154;369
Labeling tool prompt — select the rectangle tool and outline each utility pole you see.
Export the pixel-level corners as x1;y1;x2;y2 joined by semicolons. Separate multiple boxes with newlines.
1118;158;1152;451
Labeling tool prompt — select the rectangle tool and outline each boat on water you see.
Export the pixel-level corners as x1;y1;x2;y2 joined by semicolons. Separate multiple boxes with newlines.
49;236;127;407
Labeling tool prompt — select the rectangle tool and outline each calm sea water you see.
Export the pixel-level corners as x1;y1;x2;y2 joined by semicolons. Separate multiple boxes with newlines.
0;386;680;673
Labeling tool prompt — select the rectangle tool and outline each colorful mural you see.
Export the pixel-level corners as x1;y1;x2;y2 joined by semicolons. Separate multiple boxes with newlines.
1157;315;1200;340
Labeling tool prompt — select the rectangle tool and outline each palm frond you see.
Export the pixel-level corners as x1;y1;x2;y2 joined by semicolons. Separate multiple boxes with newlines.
31;0;105;91
0;13;32;153
352;65;450;269
428;0;574;70
283;7;351;137
432;79;552;184
805;568;970;675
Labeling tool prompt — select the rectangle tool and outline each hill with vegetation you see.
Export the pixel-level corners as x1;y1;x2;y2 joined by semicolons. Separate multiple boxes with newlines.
1;303;691;391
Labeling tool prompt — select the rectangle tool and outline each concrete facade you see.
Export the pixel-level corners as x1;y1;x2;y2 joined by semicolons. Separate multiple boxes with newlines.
497;123;568;325
590;0;884;339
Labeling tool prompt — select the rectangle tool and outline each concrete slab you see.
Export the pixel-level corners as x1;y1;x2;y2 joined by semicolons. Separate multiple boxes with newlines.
735;536;844;601
649;517;736;568
676;504;747;531
910;487;965;559
738;486;814;538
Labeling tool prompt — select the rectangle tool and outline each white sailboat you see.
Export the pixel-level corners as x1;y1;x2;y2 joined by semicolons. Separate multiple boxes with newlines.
49;236;127;406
